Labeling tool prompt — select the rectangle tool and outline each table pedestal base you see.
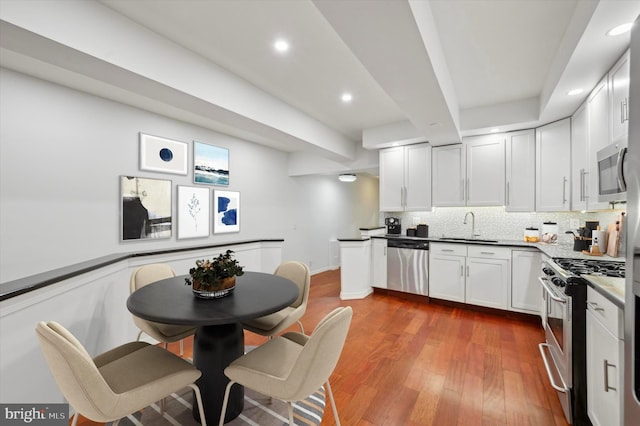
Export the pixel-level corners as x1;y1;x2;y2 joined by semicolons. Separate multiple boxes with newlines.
193;323;244;424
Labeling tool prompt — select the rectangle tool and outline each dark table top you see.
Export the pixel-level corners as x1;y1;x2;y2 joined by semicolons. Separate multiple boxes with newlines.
127;271;299;326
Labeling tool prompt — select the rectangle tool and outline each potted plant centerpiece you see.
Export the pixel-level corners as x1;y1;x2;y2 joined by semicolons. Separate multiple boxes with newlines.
185;250;244;298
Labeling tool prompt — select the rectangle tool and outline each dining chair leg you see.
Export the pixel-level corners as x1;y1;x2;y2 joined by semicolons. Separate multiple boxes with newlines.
112;419;121;426
218;380;235;426
188;383;207;426
326;381;341;426
287;402;294;425
71;413;79;426
179;339;184;356
296;320;305;334
136;330;144;341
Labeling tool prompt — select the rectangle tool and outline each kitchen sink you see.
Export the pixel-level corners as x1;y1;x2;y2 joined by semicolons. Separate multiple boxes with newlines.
439;237;499;243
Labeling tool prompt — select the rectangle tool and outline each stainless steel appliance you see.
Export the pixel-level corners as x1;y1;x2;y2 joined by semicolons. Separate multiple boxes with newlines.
539;257;626;425
597;142;627;202
386;238;428;296
385;217;401;235
624;17;640;426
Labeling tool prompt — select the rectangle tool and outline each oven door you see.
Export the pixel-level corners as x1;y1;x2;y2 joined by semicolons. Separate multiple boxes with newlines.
538;276;573;424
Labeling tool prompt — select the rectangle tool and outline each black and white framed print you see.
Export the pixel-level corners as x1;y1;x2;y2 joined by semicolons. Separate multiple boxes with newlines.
121;176;172;240
213;190;239;233
177;185;210;239
139;133;188;175
194;141;229;185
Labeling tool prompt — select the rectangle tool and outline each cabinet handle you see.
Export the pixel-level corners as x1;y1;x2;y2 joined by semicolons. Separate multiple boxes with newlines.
461;179;465;202
460;265;464;276
587;301;605;312
480;251;495;255
604;359;617;392
506;181;510;206
625;98;629;122
579;169;584;202
466;265;469;277
442;249;455;252
467;178;470;202
562;176;567;204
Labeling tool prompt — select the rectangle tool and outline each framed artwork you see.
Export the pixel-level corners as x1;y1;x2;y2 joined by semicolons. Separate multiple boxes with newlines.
121;176;172;240
177;186;210;239
213;190;240;233
194;141;229;185
139;133;188;175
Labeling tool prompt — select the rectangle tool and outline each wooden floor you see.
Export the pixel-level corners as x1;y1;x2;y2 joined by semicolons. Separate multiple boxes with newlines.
78;268;569;426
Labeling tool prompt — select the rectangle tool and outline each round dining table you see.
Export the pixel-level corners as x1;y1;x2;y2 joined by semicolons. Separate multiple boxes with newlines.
126;271;299;424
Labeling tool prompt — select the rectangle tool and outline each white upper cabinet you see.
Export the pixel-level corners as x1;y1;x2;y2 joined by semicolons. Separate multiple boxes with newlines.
433;134;505;207
587;76;611;210
571;103;589;211
432;144;466;207
536;118;571;211
466;134;506;206
379;143;431;212
505;129;535;211
610;49;630;144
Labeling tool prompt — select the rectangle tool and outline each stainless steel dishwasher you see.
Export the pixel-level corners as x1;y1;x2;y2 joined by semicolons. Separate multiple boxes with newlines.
386;238;429;296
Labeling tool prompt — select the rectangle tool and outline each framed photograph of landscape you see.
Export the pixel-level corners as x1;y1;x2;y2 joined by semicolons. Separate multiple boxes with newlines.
177;186;210;239
139;133;188;175
213;190;239;234
120;176;172;241
194;141;229;186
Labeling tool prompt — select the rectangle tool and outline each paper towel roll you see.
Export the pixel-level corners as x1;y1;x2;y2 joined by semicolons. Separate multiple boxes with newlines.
592;230;607;253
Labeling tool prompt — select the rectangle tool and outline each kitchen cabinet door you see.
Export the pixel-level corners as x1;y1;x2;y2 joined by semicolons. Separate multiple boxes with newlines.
429;252;466;302
536;118;571;211
511;249;541;313
587;77;611;211
466;256;509;310
505;129;535;211
587;309;623;426
404;144;432;211
379;144;431;211
610;49;629;144
432;144;466;207
371;238;387;288
379;147;404;211
466;134;505;206
571;102;589;211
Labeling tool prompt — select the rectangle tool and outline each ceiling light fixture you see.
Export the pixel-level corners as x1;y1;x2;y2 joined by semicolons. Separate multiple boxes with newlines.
490;128;500;133
607;23;633;36
341;92;353;103
274;39;290;53
338;174;357;182
568;88;584;96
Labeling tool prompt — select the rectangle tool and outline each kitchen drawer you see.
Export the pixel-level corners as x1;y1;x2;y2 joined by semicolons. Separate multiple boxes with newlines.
587;287;623;338
430;243;466;256
467;245;511;260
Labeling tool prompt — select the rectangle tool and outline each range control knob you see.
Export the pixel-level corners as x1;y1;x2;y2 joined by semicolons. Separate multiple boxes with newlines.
551;277;565;287
542;267;555;277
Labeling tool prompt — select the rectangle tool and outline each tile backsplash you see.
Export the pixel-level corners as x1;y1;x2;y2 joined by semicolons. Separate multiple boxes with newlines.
385;206;626;244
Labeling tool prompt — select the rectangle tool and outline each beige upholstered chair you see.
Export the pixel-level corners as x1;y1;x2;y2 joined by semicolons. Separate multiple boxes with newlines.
220;306;353;426
130;263;196;355
242;261;311;336
35;321;206;426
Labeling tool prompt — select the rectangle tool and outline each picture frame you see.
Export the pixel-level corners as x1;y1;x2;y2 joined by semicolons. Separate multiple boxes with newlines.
194;141;229;186
139;133;188;175
177;186;210;239
213;190;240;234
120;176;172;240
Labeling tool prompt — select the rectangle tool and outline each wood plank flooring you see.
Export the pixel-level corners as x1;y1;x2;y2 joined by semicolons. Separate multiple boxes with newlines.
77;268;569;426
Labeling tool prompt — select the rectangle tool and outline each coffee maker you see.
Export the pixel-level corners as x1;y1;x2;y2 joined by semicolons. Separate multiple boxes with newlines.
385;217;401;235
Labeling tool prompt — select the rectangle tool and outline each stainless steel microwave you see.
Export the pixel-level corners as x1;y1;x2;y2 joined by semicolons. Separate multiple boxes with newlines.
597;142;627;202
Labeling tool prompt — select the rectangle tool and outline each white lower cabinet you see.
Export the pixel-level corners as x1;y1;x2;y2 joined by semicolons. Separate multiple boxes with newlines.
429;243;466;302
429;243;510;309
371;238;387;288
586;287;623;426
510;249;541;313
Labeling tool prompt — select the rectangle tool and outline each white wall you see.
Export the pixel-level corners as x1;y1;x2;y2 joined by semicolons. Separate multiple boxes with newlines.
0;68;379;282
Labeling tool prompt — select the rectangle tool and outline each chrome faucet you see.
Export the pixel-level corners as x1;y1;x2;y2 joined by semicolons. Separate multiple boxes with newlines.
464;211;479;238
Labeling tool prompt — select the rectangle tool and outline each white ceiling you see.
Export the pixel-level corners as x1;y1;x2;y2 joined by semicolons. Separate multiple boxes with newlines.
1;0;638;169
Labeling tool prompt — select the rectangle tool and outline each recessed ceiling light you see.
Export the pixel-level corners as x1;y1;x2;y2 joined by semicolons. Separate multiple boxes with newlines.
274;39;289;53
341;93;353;103
338;174;357;182
568;88;584;96
607;23;633;36
490;128;500;133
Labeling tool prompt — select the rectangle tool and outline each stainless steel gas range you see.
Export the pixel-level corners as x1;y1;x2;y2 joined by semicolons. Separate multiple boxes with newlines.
539;257;626;425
